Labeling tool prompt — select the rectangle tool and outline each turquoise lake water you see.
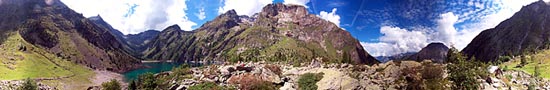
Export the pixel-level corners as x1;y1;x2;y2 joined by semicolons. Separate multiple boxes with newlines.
122;62;178;81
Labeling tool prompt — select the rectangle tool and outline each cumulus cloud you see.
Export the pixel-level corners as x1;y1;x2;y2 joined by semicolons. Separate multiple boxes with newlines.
61;0;197;34
362;26;429;56
218;0;272;16
362;0;548;57
433;12;458;46
196;8;206;20
283;0;310;7
318;8;341;27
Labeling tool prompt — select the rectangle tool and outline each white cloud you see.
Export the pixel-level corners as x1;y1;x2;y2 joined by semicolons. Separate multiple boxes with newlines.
361;26;429;56
60;0;197;34
196;8;206;20
433;12;458;46
318;8;341;27
218;0;272;16
283;0;310;7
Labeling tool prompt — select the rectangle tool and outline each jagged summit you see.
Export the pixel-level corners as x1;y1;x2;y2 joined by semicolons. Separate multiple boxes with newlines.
260;3;309;17
164;24;183;31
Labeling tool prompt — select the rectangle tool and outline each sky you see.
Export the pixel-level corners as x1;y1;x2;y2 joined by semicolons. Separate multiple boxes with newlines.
60;0;549;57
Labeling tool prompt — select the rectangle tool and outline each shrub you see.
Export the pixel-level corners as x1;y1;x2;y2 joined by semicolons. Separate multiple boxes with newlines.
298;73;324;90
138;72;158;90
447;46;486;90
265;64;282;75
188;82;235;90
101;79;121;90
421;64;448;90
228;74;277;90
18;78;37;90
248;81;277;90
128;80;137;90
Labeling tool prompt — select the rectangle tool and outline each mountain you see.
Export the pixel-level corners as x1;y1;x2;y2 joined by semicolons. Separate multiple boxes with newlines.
406;43;449;63
375;52;416;63
462;1;550;62
0;0;140;73
89;16;161;58
142;3;379;65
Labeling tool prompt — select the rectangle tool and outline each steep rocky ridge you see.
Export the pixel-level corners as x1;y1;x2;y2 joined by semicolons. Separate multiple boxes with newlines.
462;1;550;62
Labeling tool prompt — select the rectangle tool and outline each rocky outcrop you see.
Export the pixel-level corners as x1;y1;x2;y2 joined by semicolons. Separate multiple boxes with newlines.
406;43;449;63
462;1;550;62
0;80;55;90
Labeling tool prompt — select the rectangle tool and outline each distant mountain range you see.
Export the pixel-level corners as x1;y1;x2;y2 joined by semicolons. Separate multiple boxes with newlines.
375;42;449;63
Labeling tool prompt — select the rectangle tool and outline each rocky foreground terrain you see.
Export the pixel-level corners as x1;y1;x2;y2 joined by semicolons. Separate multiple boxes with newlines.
156;61;549;90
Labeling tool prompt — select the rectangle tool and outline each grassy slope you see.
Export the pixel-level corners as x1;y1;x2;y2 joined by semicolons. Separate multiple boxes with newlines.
500;49;550;78
0;33;94;89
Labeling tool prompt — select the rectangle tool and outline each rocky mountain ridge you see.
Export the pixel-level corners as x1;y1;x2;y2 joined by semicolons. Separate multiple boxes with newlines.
141;3;379;65
462;0;550;62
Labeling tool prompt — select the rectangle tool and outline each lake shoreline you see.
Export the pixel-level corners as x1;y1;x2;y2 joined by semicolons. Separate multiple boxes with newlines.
141;60;173;63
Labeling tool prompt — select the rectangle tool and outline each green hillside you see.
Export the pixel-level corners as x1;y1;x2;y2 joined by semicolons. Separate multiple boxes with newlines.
500;49;550;78
0;32;93;80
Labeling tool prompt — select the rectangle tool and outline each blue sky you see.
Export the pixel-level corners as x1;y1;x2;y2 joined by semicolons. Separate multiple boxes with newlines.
61;0;545;56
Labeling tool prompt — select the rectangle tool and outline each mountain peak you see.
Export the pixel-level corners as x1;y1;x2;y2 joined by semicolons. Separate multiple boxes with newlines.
164;24;182;31
406;42;449;63
426;42;447;48
260;3;308;17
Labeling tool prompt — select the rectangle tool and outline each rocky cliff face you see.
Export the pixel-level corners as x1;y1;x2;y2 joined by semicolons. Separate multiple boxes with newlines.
462;1;550;62
143;3;379;65
406;43;449;63
0;0;141;72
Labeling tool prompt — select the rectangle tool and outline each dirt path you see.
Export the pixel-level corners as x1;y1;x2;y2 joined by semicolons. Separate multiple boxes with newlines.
90;70;127;87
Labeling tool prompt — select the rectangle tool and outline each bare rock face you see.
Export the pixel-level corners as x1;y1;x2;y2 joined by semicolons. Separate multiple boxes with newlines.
406;43;449;63
142;3;379;65
462;1;550;62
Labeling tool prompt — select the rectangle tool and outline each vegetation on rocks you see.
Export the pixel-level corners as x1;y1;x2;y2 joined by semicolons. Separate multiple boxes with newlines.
188;82;234;90
298;73;324;90
18;78;37;90
447;47;488;90
101;79;121;90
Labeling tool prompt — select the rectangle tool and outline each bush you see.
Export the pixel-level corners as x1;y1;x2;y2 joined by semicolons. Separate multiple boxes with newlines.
128;80;137;90
188;82;235;90
18;78;37;90
228;74;277;90
298;73;324;90
421;64;448;90
138;72;158;90
447;46;486;90
265;64;282;75
101;79;121;90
